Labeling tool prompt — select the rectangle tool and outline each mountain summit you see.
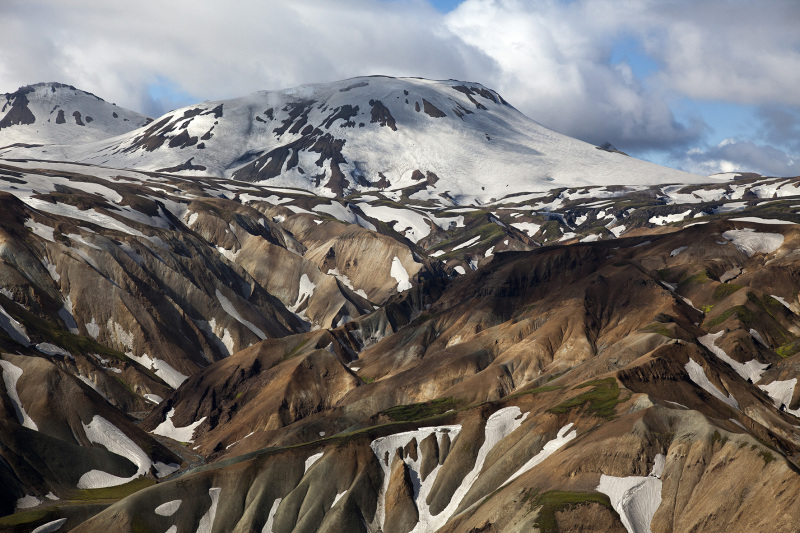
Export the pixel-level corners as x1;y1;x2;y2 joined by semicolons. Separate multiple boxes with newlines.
1;76;710;203
0;82;150;147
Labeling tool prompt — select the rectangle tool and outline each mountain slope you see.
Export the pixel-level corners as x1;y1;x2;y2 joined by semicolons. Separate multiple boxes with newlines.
1;77;713;203
4;78;800;532
0;82;150;148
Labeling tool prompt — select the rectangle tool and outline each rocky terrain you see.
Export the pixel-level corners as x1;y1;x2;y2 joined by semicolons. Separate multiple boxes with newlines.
1;78;800;532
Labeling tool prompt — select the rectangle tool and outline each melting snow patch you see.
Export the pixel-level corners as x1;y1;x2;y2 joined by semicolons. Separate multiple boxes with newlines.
759;379;800;417
596;454;665;533
155;500;182;516
485;246;495;257
610;225;626;237
722;228;783;257
289;274;316;313
196;487;221;533
391;257;412;292
670;246;687;257
370;424;462;532
452;235;481;251
331;490;347;507
772;295;794;312
649;211;692;225
453;265;466;275
36;343;71;358
431;250;445;258
216;289;267;340
685;358;738;409
152;408;206;443
0;360;38;430
24;220;55;242
32;518;67;533
127;353;187;389
144;393;164;404
698;331;768;383
77;415;152;489
263;498;282;533
15;495;41;510
304;452;324;473
153;461;180;478
510;222;540;237
730;217;796;225
502;423;577;486
0;304;30;346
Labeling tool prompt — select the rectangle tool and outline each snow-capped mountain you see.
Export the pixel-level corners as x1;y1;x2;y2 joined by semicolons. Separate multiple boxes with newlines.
0;82;150;148
1;77;713;203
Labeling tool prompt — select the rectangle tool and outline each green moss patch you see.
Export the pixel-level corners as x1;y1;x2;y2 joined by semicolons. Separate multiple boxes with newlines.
380;397;461;422
524;489;616;532
549;377;622;420
713;283;743;300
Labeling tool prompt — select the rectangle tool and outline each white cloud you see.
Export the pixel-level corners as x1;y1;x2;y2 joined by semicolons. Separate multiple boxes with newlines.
676;138;800;177
0;0;798;159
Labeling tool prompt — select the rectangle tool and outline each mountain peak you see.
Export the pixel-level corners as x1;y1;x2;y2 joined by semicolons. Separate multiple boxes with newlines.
0;82;150;147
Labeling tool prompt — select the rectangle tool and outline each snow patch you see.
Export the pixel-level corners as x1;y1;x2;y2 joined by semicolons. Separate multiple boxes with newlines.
262;498;282;533
722;228;783;257
0;360;37;430
77;415;152;489
452;235;481;251
126;352;187;389
196;487;221;533
698;331;768;383
759;379;800;417
685;358;738;409
305;452;324;473
596;454;665;533
510;222;541;237
216;289;267;340
391;256;412;292
502;423;577;486
155;500;182;516
332;490;347;507
152;408;206;443
16;495;41;510
32;518;67;533
0;304;31;346
670;246;687;257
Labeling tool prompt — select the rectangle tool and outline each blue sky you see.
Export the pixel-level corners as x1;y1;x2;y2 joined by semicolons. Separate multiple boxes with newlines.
2;0;798;176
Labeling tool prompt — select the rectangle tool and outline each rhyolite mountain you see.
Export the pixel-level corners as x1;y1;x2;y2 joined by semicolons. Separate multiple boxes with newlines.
1;77;800;533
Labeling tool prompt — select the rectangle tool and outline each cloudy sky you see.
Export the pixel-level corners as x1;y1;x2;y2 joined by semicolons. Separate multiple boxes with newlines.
2;0;798;176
